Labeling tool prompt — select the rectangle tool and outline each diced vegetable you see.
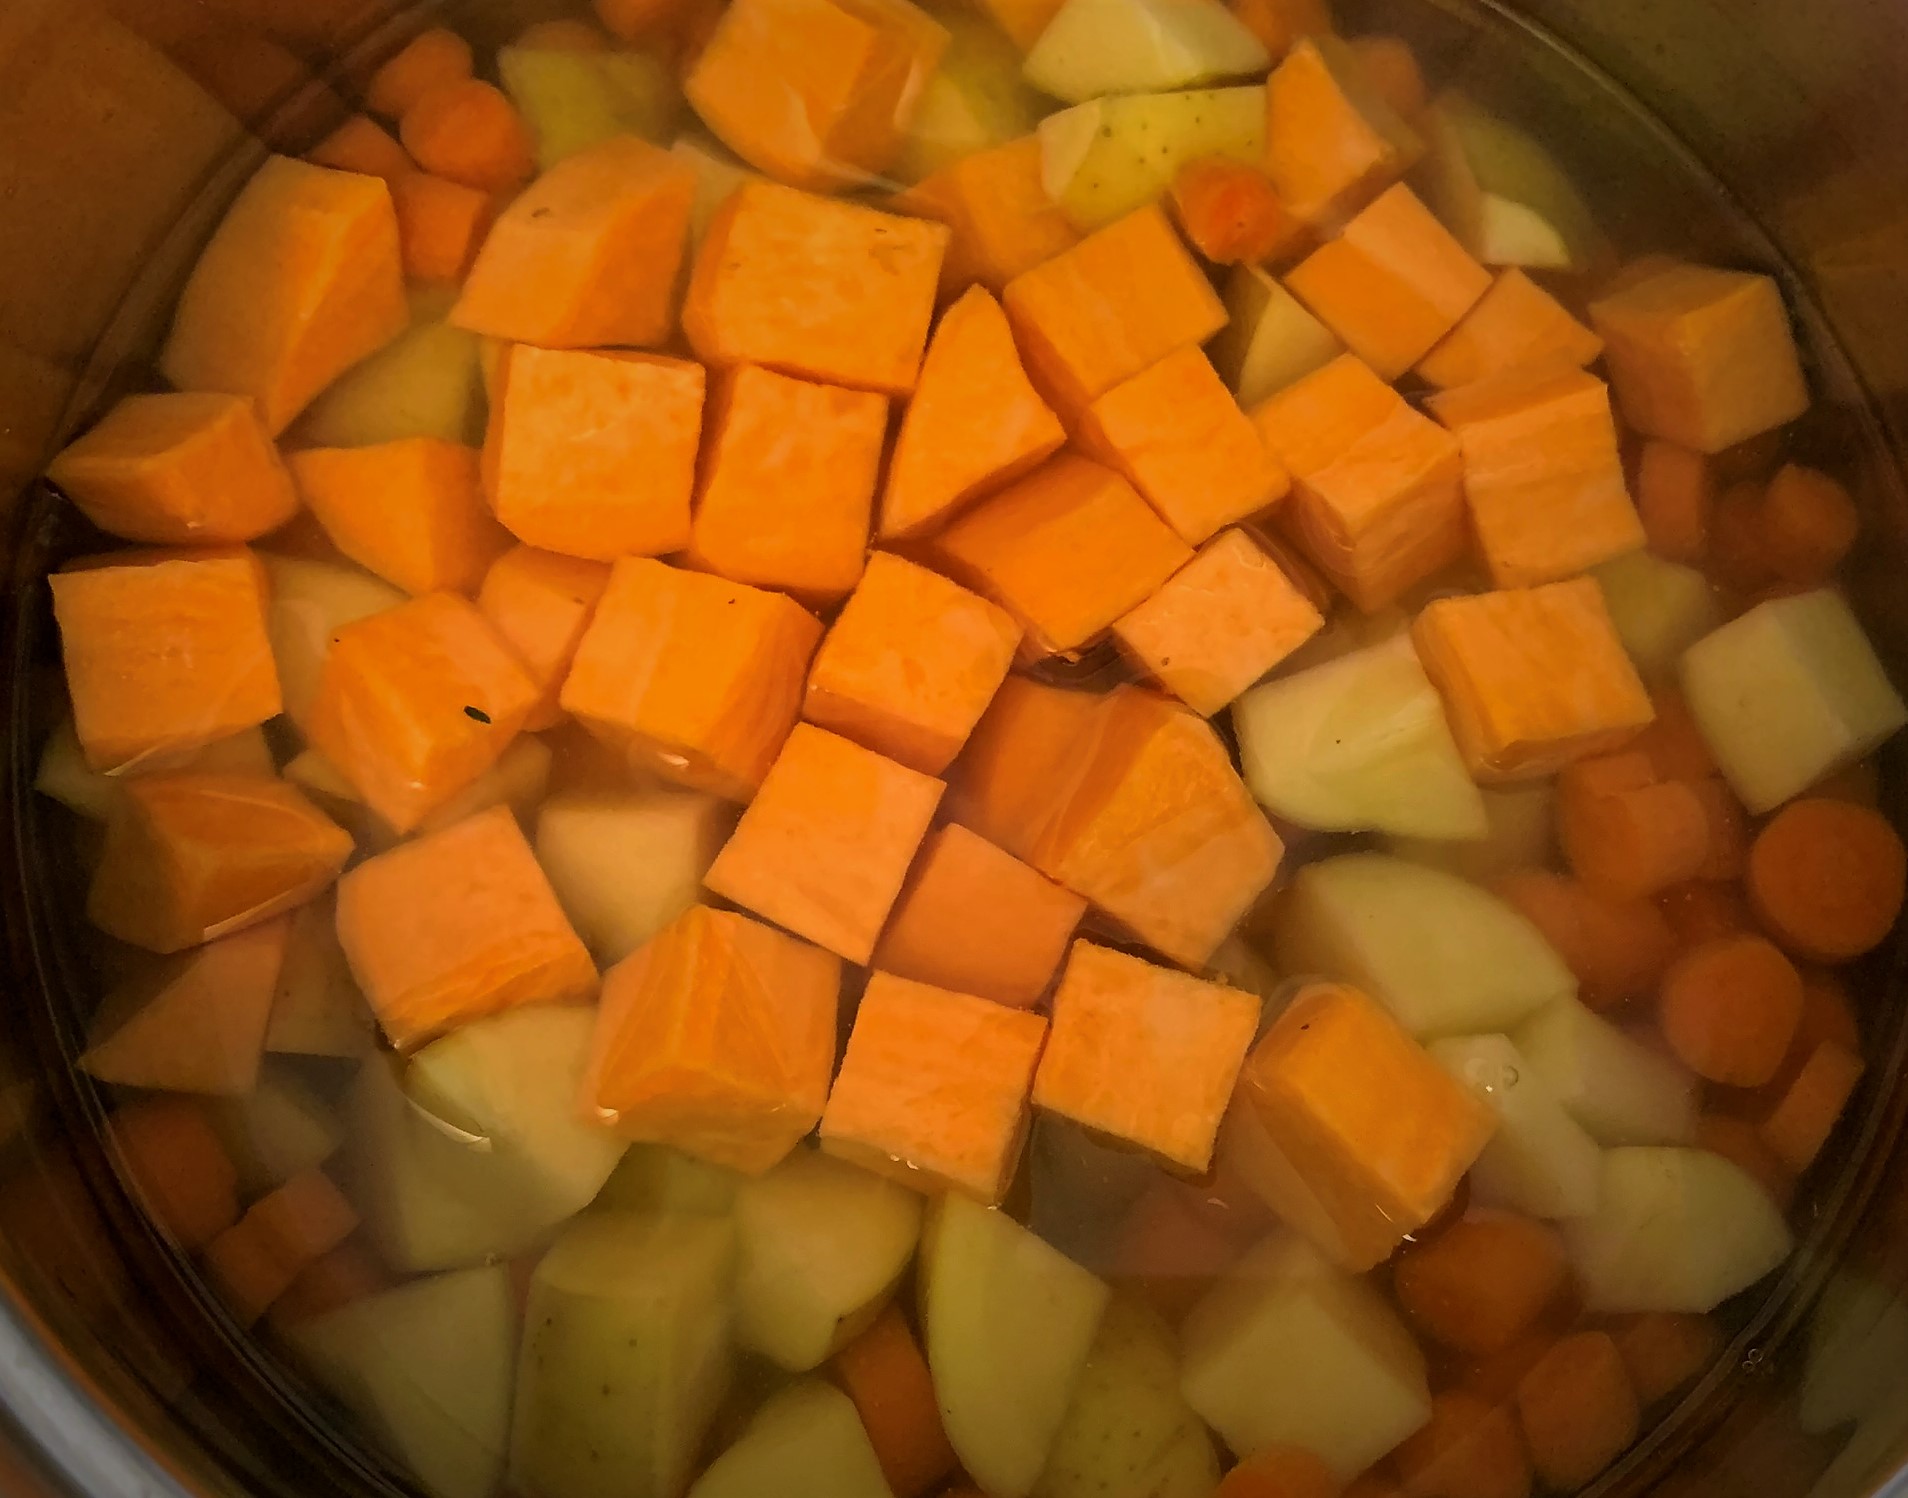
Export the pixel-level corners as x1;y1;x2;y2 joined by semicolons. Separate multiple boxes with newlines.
258;552;405;732
1037;87;1264;232
894;136;1081;294
398;79;537;194
1432;1033;1601;1219
1514;998;1697;1146
1749;798;1907;962
34;719;272;824
1416;267;1603;389
1392;1212;1568;1355
1384;783;1555;882
367;29;477;120
1657;935;1804;1087
835;1305;960;1498
690;1381;893;1498
1488;870;1673;1013
1264;36;1421;227
1269;854;1574;1038
391;173;499;285
497;45;680;169
308;114;414;182
920;1191;1111;1498
1419;91;1597;270
1513;1332;1639;1491
1211;265;1343;406
592;1144;742;1216
944;675;1100;861
1022;0;1266;102
895;10;1043;183
212;1063;344;1197
108;1097;240;1252
1591;547;1722;682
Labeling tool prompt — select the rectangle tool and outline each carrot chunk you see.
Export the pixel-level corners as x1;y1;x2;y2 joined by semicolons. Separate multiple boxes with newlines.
1690;778;1749;882
874;824;1084;1008
1252;353;1465;611
48;393;298;547
1170;157;1303;266
1514;1332;1639;1491
108;1098;240;1251
337;805;597;1051
685;181;948;395
595;0;692;41
1030;687;1283;968
453;135;696;348
1392;1391;1531;1498
1747;797;1908;961
1634;440;1713;563
834;1305;959;1498
684;0;949;188
705;724;944;963
1658;934;1805;1087
1079;346;1292;546
804;552;1022;776
398;78;536;194
561;557;822;800
389;172;498;284
1759;1039;1863;1174
1588;262;1809;454
365;27;474;120
879;286;1065;542
1265;37;1422;228
820;971;1046;1203
942;675;1101;862
1287;184;1490;381
1001;205;1227;416
583;904;839;1171
1417;269;1601;390
87;773;350;954
309;592;538;833
1557;778;1711;903
1392;1213;1567;1356
203;1215;299;1326
483;345;703;562
476;546;612;733
1610;1312;1722;1405
686;366;886;604
1221;1444;1343;1498
289;438;509;596
307;114;414;185
1228;0;1330;60
1490;871;1676;1012
248;1168;359;1267
269;1241;391;1328
1428;364;1643;588
1034;941;1259;1172
893;136;1080;295
1114;528;1324;716
161;157;406;434
1756;463;1860;585
1241;982;1496;1256
1412;579;1654;782
933;454;1194;656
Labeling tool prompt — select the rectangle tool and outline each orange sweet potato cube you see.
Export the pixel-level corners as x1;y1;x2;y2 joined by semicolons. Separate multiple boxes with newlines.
477;546;613;733
560;558;823;799
48;393;299;546
933;455;1194;656
685;365;887;604
1112;528;1324;714
483;345;703;561
52;548;281;773
684;0;949;189
1265;37;1423;228
1429;365;1645;588
1588;262;1810;454
1412;578;1655;782
1031;686;1283;967
87;773;351;954
289;438;511;596
1079;346;1290;546
203;1214;299;1327
452;135;695;348
1285;183;1491;380
390;172;499;285
873;824;1086;1007
336;804;597;1050
942;675;1101;862
582;904;841;1172
1417;268;1604;390
893;136;1080;296
1001;206;1227;416
1252;353;1466;611
1034;941;1260;1171
879;286;1065;542
705;724;944;962
1241;981;1496;1248
161;156;407;435
684;182;949;395
308;592;539;833
820;971;1047;1203
973;0;1065;47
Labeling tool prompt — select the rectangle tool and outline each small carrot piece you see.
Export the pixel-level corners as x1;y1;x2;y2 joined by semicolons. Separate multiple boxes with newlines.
1693;1113;1794;1208
1630;689;1717;784
1454;1333;1559;1407
834;1304;958;1498
1760;1040;1864;1174
1746;797;1908;962
1219;1443;1343;1498
1634;440;1711;563
202;1216;298;1327
248;1168;360;1266
1514;1332;1640;1492
1658;934;1805;1087
1393;1214;1568;1357
108;1098;239;1253
307;114;415;185
399;79;536;195
390;171;499;283
595;0;690;40
1559;779;1711;903
1758;464;1860;585
1610;1312;1722;1405
267;1240;390;1329
1392;1390;1531;1498
515;18;612;50
1170;156;1303;266
1657;881;1754;946
1347;35;1427;122
365;26;475;120
1689;779;1748;882
1492;870;1676;1011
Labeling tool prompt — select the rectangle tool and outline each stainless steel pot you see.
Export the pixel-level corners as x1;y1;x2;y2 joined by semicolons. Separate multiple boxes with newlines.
0;1;1905;1495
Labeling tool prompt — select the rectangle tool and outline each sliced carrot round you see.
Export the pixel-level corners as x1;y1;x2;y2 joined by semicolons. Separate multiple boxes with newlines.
364;27;474;120
1658;934;1804;1086
1610;1312;1722;1406
1747;797;1907;962
399;78;536;195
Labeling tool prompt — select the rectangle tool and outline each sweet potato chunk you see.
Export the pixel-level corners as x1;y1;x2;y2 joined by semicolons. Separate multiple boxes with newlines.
476;547;612;733
893;136;1080;295
821;971;1046;1204
942;675;1101;861
583;904;840;1172
1417;268;1603;390
336;805;596;1050
1265;37;1421;228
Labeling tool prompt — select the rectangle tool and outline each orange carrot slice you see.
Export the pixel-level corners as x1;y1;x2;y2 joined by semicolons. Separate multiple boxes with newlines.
365;27;475;120
1219;1443;1343;1498
1634;440;1712;563
1491;870;1675;1012
108;1098;239;1252
1514;1332;1640;1492
834;1305;958;1498
1746;797;1908;962
1657;934;1805;1087
1610;1312;1723;1405
1758;464;1860;585
1170;156;1304;266
399;78;535;194
1393;1213;1568;1356
1760;1040;1864;1174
